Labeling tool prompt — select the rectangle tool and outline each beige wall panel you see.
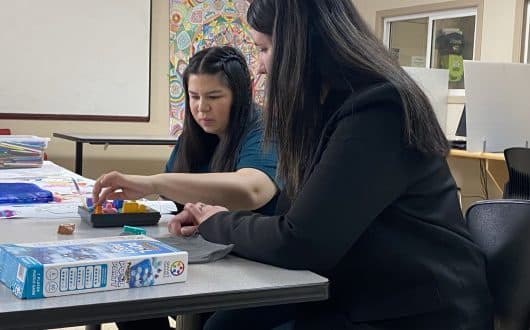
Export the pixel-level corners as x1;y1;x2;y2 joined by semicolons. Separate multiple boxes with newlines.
481;0;518;61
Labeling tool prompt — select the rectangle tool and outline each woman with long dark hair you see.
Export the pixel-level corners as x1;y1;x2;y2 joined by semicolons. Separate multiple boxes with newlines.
169;1;493;329
93;46;280;217
94;46;280;330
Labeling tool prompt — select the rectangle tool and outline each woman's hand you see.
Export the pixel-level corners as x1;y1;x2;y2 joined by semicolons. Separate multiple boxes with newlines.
92;171;155;204
168;202;228;236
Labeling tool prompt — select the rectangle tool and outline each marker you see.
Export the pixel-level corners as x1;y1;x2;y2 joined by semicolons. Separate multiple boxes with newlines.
71;177;87;208
121;225;147;235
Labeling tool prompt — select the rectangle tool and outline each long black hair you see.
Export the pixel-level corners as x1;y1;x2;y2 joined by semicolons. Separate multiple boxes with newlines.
248;0;449;199
173;46;256;173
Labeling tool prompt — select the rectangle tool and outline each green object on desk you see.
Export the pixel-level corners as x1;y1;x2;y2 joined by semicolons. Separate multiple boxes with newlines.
121;225;147;235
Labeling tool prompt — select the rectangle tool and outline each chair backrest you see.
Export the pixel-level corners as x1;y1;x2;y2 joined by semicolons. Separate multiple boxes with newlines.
466;199;530;330
503;148;530;200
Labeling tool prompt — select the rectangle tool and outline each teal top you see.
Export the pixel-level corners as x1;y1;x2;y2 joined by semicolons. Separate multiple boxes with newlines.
165;124;280;215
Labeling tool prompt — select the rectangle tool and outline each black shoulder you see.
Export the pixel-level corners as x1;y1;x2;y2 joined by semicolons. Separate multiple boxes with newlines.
353;82;401;110
331;82;402;124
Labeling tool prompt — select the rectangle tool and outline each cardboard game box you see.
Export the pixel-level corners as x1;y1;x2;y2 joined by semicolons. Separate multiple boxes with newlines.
0;235;188;299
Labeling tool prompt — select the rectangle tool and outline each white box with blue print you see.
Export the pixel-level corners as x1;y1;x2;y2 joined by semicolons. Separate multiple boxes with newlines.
0;235;188;299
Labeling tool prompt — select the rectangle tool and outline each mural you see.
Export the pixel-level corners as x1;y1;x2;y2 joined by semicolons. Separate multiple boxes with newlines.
169;0;265;136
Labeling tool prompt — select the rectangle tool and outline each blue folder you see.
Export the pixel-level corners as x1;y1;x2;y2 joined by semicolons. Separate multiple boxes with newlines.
0;183;53;204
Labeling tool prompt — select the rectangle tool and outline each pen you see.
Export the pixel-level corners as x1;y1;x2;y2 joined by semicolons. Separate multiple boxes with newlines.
71;177;87;208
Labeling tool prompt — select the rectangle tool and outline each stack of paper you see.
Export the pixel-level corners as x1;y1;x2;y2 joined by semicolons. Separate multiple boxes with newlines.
0;136;49;169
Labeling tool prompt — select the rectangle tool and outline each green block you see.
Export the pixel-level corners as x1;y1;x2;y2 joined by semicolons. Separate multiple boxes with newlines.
121;225;147;235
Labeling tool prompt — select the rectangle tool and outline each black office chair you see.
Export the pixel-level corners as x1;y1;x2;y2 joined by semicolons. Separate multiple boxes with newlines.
466;199;530;330
503;148;530;200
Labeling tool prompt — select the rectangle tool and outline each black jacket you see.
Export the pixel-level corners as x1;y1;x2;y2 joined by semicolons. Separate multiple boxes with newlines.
199;83;493;329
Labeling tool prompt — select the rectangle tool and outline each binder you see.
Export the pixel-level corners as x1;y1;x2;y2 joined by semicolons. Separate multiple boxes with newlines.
0;183;53;204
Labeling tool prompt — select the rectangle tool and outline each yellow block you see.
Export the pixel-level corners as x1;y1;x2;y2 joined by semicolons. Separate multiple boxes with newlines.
122;201;139;213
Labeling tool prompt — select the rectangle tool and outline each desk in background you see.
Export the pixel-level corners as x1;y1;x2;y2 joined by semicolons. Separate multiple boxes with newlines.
448;149;507;199
448;149;508;210
53;133;178;175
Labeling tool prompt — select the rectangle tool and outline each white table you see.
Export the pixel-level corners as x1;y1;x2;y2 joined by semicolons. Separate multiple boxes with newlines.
0;216;329;330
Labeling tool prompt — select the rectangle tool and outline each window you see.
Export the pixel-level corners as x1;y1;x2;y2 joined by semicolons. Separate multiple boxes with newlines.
523;1;530;63
383;8;478;95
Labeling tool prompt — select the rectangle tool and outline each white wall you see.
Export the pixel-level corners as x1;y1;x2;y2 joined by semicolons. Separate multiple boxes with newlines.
2;0;171;180
0;0;151;119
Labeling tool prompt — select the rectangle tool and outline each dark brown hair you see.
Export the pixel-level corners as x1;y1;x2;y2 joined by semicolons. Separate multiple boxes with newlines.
173;46;256;173
248;0;449;198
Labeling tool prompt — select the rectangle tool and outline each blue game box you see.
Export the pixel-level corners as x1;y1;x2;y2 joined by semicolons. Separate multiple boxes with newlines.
0;235;188;299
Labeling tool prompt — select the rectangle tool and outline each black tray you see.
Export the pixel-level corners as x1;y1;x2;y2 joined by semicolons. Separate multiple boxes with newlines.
78;206;161;228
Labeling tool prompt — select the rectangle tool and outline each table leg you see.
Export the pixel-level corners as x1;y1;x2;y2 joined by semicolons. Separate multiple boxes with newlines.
75;141;83;175
175;314;202;330
485;159;508;195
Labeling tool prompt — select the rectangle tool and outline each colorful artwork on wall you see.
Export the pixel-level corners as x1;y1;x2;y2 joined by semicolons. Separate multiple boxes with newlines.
169;0;265;136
